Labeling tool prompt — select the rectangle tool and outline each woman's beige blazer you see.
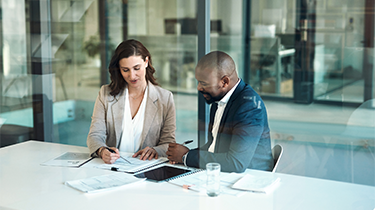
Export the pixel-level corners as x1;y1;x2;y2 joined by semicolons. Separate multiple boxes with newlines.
87;82;176;157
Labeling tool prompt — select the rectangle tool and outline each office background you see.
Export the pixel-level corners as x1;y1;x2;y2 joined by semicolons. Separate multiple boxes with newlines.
0;0;374;186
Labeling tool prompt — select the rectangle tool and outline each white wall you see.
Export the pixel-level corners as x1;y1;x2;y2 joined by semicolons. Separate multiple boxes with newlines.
211;0;242;35
129;0;244;36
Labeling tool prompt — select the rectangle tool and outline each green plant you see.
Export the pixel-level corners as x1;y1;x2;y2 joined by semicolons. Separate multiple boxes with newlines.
83;35;101;58
83;35;116;58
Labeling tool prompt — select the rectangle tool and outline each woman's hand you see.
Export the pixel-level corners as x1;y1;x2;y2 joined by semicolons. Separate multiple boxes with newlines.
99;147;120;164
133;147;158;160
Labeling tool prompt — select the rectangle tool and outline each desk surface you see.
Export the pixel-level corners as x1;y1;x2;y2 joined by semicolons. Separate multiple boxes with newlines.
0;141;374;210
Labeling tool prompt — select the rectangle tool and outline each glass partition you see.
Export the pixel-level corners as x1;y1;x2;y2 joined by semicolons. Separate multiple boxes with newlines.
0;0;198;148
244;0;374;186
0;0;374;189
125;0;199;147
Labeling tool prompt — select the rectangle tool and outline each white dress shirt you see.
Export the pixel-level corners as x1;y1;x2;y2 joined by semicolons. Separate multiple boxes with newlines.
183;79;240;165
208;79;240;153
119;86;148;153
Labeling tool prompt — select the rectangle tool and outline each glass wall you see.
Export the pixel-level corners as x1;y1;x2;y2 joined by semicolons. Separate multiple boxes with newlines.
210;0;374;186
0;0;374;188
125;0;198;147
0;0;198;148
248;0;374;185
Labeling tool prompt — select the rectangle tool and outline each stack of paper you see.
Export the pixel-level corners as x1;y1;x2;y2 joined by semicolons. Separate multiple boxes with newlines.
41;152;93;167
65;173;146;193
0;118;5;127
231;174;280;194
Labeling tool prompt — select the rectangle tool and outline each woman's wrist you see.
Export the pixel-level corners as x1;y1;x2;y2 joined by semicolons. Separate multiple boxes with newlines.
97;147;105;158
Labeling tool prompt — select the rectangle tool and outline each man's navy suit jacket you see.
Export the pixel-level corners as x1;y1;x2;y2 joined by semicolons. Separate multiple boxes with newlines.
186;79;274;172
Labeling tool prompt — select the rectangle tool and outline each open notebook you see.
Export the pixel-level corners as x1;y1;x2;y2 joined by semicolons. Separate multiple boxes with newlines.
95;152;168;174
168;171;281;196
168;171;247;197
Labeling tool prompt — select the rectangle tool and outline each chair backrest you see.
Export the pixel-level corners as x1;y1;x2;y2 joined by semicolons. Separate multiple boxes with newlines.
272;144;283;173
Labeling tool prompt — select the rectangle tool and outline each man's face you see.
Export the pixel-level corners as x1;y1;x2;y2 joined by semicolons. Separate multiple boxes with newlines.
195;67;225;104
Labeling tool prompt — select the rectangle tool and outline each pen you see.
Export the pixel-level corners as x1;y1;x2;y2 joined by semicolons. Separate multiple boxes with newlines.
182;140;193;146
105;147;132;164
167;181;200;192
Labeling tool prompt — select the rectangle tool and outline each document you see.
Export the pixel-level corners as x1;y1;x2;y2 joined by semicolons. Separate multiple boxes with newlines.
95;152;168;174
41;152;93;167
232;174;280;194
0;118;5;127
168;171;246;197
65;173;146;193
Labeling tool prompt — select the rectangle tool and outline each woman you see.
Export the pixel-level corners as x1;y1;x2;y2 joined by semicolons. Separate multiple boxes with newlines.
87;39;176;164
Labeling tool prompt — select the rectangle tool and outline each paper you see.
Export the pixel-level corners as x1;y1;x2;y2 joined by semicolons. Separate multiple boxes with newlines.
41;152;93;167
65;173;145;193
168;171;246;197
95;152;168;174
232;174;280;193
0;118;5;127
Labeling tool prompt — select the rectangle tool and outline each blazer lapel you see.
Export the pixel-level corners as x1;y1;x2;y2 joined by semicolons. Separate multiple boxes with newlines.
140;83;158;146
112;90;125;147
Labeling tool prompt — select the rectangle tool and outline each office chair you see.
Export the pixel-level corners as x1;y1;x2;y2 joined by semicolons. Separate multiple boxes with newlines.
272;144;283;173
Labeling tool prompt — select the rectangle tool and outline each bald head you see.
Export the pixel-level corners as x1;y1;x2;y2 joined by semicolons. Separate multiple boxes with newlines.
195;51;239;104
196;51;238;80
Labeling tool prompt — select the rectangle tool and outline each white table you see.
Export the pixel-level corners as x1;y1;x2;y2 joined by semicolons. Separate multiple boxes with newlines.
0;141;374;210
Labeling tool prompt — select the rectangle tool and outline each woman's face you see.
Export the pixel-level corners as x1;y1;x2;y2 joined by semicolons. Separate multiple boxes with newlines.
119;55;148;89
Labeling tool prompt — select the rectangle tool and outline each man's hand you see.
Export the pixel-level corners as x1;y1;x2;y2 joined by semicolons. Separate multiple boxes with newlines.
166;143;189;164
133;146;158;160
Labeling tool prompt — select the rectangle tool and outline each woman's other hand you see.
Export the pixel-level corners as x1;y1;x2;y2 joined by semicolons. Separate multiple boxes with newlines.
133;146;158;160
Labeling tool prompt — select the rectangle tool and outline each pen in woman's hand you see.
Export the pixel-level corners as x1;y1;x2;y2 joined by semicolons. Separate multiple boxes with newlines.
105;147;116;153
182;140;193;146
105;147;132;164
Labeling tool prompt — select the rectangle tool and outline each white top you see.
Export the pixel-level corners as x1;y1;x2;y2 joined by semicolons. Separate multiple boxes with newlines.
208;79;241;153
119;86;148;153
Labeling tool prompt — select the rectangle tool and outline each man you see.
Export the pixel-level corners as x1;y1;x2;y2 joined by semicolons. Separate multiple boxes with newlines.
166;51;274;173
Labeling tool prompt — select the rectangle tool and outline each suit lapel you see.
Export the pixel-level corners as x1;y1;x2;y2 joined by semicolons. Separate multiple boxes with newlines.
140;83;158;146
112;89;125;147
218;79;245;133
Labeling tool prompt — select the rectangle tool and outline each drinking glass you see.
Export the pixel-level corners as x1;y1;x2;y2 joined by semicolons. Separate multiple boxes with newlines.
206;162;220;197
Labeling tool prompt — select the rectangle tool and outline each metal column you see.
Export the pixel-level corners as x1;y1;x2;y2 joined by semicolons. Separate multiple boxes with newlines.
363;0;374;101
29;0;54;141
197;0;210;147
242;0;252;83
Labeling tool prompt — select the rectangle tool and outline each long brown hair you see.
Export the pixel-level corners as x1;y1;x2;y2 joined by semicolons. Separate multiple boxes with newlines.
108;39;158;96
